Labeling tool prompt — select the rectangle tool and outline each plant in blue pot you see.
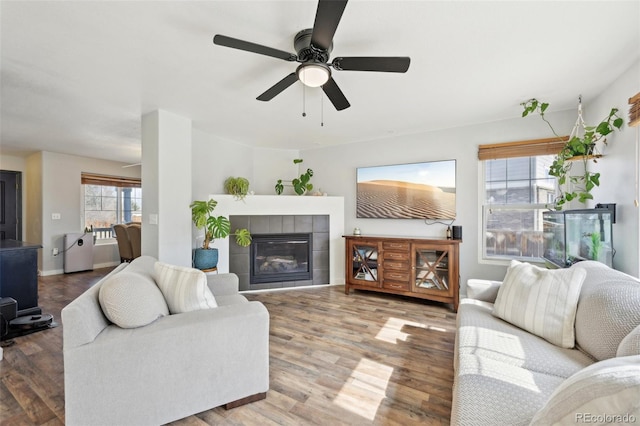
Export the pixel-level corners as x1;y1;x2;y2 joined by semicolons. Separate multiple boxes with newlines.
190;199;252;270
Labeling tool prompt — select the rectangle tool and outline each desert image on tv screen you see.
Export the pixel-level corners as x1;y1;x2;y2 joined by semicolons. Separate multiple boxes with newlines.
357;160;456;219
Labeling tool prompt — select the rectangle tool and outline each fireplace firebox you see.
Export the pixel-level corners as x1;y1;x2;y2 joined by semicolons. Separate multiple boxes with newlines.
250;233;313;284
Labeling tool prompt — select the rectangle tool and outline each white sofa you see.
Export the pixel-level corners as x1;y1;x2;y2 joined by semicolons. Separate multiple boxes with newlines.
451;260;640;425
62;256;269;426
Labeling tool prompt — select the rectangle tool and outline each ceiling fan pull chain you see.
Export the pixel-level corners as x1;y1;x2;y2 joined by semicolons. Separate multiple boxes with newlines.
302;79;307;117
321;91;324;127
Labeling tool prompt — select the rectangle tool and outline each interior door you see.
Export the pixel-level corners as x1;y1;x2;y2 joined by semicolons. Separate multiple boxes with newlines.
0;171;22;240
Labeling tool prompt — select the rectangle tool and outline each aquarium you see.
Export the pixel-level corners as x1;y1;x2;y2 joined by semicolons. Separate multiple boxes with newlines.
543;205;615;268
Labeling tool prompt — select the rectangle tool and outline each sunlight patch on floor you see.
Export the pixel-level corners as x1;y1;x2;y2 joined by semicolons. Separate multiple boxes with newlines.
333;358;393;420
375;317;446;344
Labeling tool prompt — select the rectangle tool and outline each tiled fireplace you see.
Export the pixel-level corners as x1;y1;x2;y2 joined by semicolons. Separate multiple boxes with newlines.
230;215;329;291
206;195;345;291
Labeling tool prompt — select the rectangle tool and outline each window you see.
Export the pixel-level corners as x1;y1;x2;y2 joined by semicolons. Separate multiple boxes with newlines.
479;137;565;262
81;173;142;240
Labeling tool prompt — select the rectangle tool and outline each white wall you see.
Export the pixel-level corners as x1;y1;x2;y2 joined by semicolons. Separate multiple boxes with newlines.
191;129;255;200
588;60;640;276
191;129;300;199
141;110;192;266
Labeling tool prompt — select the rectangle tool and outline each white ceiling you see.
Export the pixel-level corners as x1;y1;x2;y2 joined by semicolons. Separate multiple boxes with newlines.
1;1;639;164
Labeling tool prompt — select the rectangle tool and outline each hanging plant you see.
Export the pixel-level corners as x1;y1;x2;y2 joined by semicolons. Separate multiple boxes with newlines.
521;98;623;209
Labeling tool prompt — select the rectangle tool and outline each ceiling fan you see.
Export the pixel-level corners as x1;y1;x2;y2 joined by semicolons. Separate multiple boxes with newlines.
213;0;410;111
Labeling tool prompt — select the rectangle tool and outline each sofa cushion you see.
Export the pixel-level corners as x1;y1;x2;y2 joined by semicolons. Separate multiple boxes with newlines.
451;353;566;426
153;261;217;314
617;324;640;357
572;261;640;360
457;298;594;378
492;260;586;348
530;355;640;425
98;270;169;328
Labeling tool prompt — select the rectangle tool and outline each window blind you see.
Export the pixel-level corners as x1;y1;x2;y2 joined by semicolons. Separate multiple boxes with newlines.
629;92;640;127
477;136;569;160
81;172;141;188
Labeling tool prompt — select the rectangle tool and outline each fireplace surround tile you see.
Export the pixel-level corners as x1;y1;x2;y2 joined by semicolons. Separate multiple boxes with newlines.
294;215;313;233
268;216;283;233
229;214;329;291
313;215;329;232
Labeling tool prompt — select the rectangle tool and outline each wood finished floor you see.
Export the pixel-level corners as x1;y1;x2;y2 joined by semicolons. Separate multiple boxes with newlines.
0;268;457;425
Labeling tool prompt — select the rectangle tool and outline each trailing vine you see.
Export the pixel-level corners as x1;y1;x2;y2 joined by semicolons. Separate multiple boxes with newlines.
521;98;623;209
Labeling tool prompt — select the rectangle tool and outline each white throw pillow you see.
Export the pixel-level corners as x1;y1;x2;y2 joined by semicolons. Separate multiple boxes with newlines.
617;324;640;357
530;355;640;426
493;260;586;348
99;271;169;328
153;261;217;314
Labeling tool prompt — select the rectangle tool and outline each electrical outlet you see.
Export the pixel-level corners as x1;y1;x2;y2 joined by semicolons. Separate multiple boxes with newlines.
52;248;59;256
52;213;61;220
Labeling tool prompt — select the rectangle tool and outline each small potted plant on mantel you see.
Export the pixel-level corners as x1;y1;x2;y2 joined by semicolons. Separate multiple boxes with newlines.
521;97;623;209
190;199;252;270
224;176;250;200
275;159;314;195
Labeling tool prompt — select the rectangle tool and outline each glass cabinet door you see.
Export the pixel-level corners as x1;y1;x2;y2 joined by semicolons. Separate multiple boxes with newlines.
413;246;450;294
350;242;379;284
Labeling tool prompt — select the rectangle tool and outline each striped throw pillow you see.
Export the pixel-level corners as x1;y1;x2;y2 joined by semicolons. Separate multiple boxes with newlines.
153;261;217;314
492;260;586;348
530;355;640;425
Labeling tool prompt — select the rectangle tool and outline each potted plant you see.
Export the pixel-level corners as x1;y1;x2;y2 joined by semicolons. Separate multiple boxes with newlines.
224;176;250;200
190;199;252;270
521;98;623;209
275;159;314;195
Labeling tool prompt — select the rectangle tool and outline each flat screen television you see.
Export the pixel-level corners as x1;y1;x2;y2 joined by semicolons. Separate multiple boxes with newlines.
356;160;456;219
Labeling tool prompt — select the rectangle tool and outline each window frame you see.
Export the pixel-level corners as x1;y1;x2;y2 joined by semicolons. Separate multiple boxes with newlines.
81;173;141;242
477;137;565;265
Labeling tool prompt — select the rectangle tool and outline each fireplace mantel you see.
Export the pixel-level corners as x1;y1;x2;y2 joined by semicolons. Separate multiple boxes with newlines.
207;195;345;286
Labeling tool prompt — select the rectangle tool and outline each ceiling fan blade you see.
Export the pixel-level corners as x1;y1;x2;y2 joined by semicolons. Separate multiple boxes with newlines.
213;35;297;62
322;77;350;111
331;57;411;73
257;73;299;101
311;0;348;51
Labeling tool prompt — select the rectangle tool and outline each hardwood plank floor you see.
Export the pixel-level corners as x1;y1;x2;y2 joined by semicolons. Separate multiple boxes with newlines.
0;268;457;425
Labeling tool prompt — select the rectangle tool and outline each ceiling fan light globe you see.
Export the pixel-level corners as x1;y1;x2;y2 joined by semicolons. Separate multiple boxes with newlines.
297;63;330;87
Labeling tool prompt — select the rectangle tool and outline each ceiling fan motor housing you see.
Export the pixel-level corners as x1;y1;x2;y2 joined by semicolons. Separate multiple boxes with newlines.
294;28;331;63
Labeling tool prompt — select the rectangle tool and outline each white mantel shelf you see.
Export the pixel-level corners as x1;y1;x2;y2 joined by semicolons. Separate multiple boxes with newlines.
208;194;345;285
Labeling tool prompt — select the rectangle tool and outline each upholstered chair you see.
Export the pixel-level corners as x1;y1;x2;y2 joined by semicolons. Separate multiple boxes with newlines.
113;224;133;263
126;224;142;259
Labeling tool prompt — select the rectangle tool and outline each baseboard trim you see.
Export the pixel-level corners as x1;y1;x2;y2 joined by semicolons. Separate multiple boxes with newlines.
40;261;119;276
39;269;64;276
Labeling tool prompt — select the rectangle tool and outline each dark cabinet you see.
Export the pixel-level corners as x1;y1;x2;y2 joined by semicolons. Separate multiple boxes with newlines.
0;240;42;315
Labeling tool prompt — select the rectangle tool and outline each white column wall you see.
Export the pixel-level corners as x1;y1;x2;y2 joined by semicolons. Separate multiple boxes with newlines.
142;110;192;267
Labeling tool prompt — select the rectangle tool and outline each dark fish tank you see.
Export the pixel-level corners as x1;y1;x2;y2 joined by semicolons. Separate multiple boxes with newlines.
543;204;615;268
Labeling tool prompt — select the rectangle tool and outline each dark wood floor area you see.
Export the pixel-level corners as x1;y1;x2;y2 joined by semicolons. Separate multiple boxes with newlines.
1;268;457;425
